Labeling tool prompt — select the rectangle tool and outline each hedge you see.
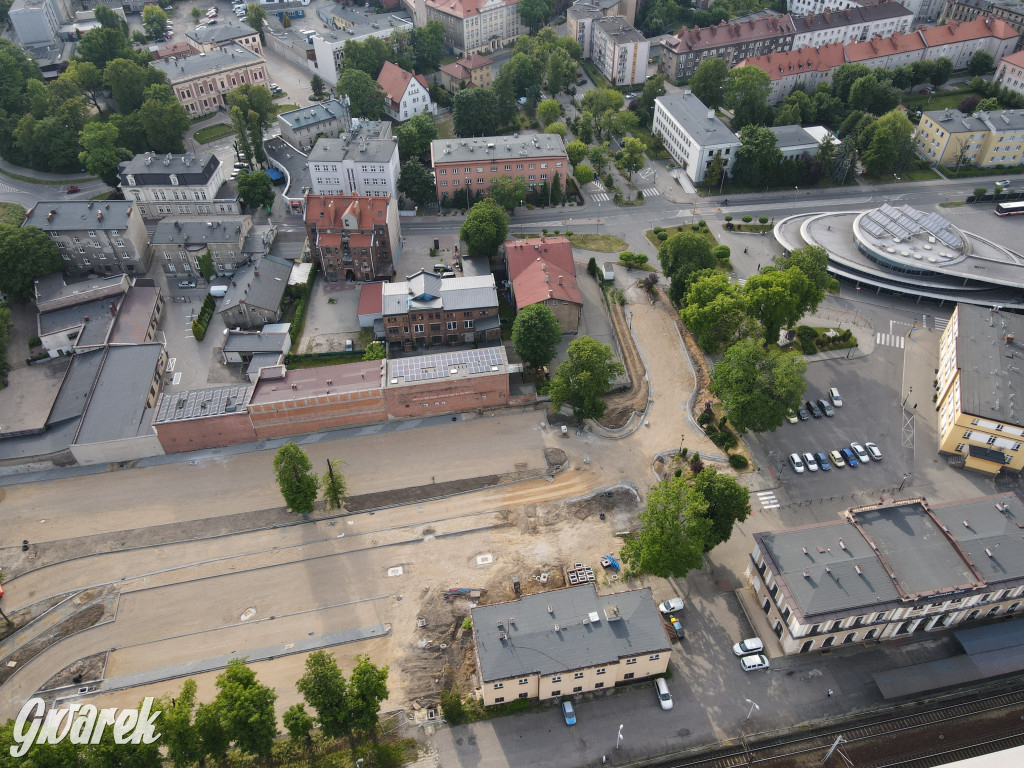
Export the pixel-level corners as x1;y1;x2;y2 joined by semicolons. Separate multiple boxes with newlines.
288;263;318;345
191;295;217;341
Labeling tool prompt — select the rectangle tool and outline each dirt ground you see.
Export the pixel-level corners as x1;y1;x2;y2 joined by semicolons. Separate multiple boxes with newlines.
598;286;653;429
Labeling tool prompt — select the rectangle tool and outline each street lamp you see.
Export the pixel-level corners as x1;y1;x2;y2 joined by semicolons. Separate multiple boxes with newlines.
745;699;760;722
899;472;912;492
794;185;799;202
903;386;913;407
616;724;624;749
679;433;685;455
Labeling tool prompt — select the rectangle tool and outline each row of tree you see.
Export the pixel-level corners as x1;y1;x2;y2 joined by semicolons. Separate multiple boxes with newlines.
273;442;348;514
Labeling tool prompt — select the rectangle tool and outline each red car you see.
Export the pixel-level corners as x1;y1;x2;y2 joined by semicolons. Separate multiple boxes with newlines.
66;185;80;193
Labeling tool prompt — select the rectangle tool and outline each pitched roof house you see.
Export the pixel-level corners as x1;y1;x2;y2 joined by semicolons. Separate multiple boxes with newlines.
505;236;582;333
376;61;436;122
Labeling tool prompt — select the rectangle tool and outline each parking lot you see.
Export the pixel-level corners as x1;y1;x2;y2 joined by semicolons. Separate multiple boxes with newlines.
754;343;914;503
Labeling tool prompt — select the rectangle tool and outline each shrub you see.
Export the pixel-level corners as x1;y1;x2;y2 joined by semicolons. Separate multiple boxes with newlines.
637;189;644;200
690;224;700;231
718;416;729;429
657;231;668;241
698;220;706;228
587;256;599;279
689;457;704;474
440;689;468;725
729;454;749;469
192;318;207;340
974;187;988;197
758;216;769;224
566;230;574;237
28;336;41;348
712;245;730;262
710;430;737;450
553;229;560;235
725;222;734;230
796;325;819;355
653;226;665;233
841;328;853;342
674;468;682;477
697;410;714;426
724;215;733;222
680;447;688;458
742;215;753;223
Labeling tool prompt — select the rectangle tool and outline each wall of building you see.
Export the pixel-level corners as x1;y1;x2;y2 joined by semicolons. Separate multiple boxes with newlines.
70;432;164;465
248;389;388;438
384;372;509;416
154;413;258;453
433;154;569;201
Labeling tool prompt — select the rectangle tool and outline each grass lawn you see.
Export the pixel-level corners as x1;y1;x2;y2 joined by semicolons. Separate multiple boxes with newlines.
285;351;365;369
569;233;628;252
646;224;718;249
630;126;669;160
0;202;26;227
866;167;942;183
436;113;454;140
272;104;299;116
942;165;1023;179
194;123;235;144
901;88;975;112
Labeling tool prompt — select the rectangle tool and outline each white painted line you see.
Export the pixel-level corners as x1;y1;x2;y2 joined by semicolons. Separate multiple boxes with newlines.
762;503;781;510
167;357;176;372
756;491;776;498
172;372;181;385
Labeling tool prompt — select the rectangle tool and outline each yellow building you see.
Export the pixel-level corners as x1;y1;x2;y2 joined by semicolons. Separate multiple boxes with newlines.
470;584;671;706
937;304;1024;476
915;107;1024;168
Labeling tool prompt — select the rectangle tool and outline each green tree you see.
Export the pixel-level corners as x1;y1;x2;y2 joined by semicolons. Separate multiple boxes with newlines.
363;340;386;360
733;124;783;189
212;658;278;758
545;123;567;139
311;73;328;100
518;0;554;33
573;163;594;186
339;68;385;120
658;230;715;303
273;441;319;514
709;338;807;433
548;336;625;420
348;655;390;740
283;704;315;746
689;58;729;109
236;170;275;210
78;122;131;188
226;83;274;135
297;650;351;742
342;35;390;77
194;702;229;764
861;108;913;177
581;87;625;115
536;98;561;128
512;303;562;370
320;459;348;509
142;5;167;39
459;198;508;256
495;51;544;101
620;477;712;578
546;47;573;94
551;170;562;205
743;268;811;346
726;66;773;129
777;244;839;295
89;710;163;768
56;60;105;114
398;160;436;207
244;3;267;44
191;6;202;22
616;137;646;180
395;112;438;161
691;467;751;550
681;271;752;354
103;58;160;113
0;225;62;303
565;139;587;167
94;4;128;33
157;679;202;768
832;63;872;102
138;83;189;153
848;74;899;116
75;26;132;69
197;250;216;282
931;56;953;88
412;20;445;72
704;154;725;190
638;73;666;125
452;88;500;137
490;175;528;211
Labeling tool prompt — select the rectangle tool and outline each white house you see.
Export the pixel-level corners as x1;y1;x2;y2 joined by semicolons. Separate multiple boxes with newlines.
307;119;400;198
377;61;436;123
652;93;740;184
118;152;238;219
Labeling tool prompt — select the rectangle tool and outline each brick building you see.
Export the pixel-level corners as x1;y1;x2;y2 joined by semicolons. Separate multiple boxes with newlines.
661;15;796;80
303;193;401;282
505;237;582;334
438;53;494;91
150;45;269;117
429;134;568;204
382;270;500;350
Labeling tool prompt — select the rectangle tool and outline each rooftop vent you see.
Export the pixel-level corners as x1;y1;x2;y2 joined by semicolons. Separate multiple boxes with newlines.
855;564;863;575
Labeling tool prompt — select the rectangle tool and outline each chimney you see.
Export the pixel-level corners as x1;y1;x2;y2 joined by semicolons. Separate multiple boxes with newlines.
254;267;260;276
707;108;715;119
558;275;563;284
548;289;554;298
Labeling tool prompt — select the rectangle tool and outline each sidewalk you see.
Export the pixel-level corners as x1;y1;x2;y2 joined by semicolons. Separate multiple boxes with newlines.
0;155;93;185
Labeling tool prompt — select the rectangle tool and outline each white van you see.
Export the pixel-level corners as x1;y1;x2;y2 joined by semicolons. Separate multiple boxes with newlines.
654;678;673;711
209;285;228;298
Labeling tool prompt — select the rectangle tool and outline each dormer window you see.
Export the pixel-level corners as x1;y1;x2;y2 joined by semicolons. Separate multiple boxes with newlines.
170;174;179;186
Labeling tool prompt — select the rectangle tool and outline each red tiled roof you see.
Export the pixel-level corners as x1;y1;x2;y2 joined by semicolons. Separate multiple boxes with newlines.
317;232;341;247
424;0;515;18
377;60;419;110
844;30;925;62
349;233;373;248
999;49;1024;68
357;281;384;317
505;237;581;310
918;16;1019;44
440;61;471;80
460;53;493;68
304;194;390;231
737;42;846;81
665;16;794;53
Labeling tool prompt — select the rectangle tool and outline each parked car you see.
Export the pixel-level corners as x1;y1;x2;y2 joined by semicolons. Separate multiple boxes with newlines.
996;179;1012;188
178;279;197;289
668;616;684;639
829;449;845;468
561;701;576;726
786;409;798;424
234;162;251;170
789;453;805;473
625;92;638;99
865;442;883;461
209;285;228;297
65;185;80;193
815;451;832;471
741;654;770;672
658;597;685;614
802;452;819;472
577;77;587;85
797;405;810;421
195;24;207;30
817;398;835;417
270;82;282;93
851;442;871;463
732;637;764;657
829;387;842;407
207;18;217;23
654;678;673;710
806;400;823;418
840;447;859;468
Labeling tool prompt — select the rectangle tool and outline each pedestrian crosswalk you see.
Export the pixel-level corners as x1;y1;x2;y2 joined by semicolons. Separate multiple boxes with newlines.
876;332;906;349
590;192;611;202
638;187;661;197
933;317;949;331
756;490;780;510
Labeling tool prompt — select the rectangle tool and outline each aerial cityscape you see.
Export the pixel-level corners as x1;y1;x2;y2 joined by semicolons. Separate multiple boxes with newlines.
3;0;1024;764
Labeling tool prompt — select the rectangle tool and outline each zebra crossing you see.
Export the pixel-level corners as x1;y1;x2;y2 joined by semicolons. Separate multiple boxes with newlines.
590;191;611;202
639;187;660;197
756;490;780;510
587;185;660;203
0;182;18;194
933;317;949;331
875;332;906;349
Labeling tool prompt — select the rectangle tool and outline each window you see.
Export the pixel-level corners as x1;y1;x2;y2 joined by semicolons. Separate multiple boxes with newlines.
550;676;561;683
596;668;606;675
594;682;604;688
623;672;634;680
518;678;528;685
413;324;424;333
493;683;503;690
625;658;637;665
494;697;505;703
573;686;583;693
573;672;584;679
550;690;560;696
447;321;457;330
518;692;529;699
649;654;660;661
464;320;474;329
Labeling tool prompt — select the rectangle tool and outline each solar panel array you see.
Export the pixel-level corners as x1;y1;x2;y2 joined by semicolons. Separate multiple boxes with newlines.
390;348;504;383
861;204;961;250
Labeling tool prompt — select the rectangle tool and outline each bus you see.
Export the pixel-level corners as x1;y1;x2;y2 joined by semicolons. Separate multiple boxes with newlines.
995;201;1024;215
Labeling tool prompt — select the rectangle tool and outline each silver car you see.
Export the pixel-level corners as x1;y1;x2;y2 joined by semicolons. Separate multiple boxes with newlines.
733;637;764;657
741;654;770;672
851;442;871;463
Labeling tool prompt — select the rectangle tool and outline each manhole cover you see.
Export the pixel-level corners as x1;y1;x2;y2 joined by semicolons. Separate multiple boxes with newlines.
240;607;256;621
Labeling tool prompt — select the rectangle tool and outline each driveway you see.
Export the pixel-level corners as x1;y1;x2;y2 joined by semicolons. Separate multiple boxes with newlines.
299;278;362;353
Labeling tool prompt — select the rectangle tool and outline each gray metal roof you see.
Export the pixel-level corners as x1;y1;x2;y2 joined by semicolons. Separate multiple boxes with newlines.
75;344;164;445
381;270;497;315
593;15;645;44
471;584;670;682
955;304;1024;425
39;296;120;349
931;495;1024;586
955;620;1024;655
567;2;603;20
150;218;249;247
186;21;257;45
655;94;739;148
218;255;292;314
35;274;129;313
223;330;289;354
153;384;250;424
119;152;219;187
306;121;398;166
151;45;262;81
431;133;567;165
277;99;350;131
24;201;135;231
247;352;282;377
923;107;1024;134
768;124;818;150
791;2;911;33
47;348;105;426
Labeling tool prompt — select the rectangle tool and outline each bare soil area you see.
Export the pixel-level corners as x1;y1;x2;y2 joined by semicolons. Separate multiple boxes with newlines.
598;290;650;429
40;652;107;691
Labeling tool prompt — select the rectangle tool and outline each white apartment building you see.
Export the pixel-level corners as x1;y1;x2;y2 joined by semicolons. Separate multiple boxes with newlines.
310;6;414;87
424;0;524;55
652;93;740;184
790;2;913;49
377;61;436;122
276;99;351;153
790;0;945;22
568;4;649;87
9;0;70;47
996;49;1024;96
118;152;239;220
307;120;400;198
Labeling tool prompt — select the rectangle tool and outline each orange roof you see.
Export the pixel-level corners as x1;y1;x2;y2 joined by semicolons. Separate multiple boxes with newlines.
357;281;384;317
317;232;341;247
1000;49;1024;68
304;193;390;231
440;61;471;80
738;42;846;81
459;53;492;68
844;30;925;63
505;237;581;310
424;0;515;18
376;61;427;110
665;16;794;54
349;233;373;248
918;16;1019;44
